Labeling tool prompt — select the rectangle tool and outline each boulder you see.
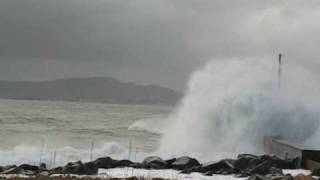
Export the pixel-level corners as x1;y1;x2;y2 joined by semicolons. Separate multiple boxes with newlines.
259;155;295;169
172;156;200;170
49;166;63;174
216;168;235;175
2;165;17;171
83;161;98;174
1;166;23;174
251;161;273;175
128;163;143;168
200;159;235;173
165;158;177;165
181;165;202;174
114;159;133;167
235;154;266;171
238;154;259;159
92;157;115;169
62;161;96;175
248;155;295;176
19;164;39;171
142;156;168;169
235;157;252;171
40;163;47;169
268;167;283;176
235;156;261;171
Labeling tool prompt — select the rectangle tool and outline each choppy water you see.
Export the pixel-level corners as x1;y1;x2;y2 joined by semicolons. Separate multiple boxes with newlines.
0;99;170;167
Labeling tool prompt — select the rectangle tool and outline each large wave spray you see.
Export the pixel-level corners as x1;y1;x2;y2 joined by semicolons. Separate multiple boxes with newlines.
160;59;320;160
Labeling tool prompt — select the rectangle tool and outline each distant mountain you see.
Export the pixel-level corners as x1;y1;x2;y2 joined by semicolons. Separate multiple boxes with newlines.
0;77;182;105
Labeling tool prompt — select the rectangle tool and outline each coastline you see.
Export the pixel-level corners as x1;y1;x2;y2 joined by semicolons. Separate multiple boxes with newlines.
0;154;316;180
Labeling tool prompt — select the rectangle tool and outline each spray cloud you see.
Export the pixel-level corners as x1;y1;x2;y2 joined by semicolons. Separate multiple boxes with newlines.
160;58;320;161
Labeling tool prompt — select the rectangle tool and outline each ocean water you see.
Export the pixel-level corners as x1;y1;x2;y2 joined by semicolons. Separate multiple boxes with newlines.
0;99;170;167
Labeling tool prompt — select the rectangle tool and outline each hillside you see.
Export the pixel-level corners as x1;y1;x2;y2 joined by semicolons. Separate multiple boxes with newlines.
0;77;181;105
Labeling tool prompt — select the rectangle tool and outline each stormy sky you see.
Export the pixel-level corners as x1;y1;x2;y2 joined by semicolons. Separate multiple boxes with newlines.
0;0;320;90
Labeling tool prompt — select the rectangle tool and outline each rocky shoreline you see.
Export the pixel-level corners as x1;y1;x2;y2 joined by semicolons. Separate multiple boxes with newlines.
0;154;319;179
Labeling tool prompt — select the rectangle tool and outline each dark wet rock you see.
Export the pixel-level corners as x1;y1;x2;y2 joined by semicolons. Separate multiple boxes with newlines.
62;161;82;174
0;154;300;177
49;166;63;174
19;164;39;171
165;158;176;165
84;161;98;174
114;159;133;167
165;158;176;168
269;167;283;176
181;165;202;174
238;154;260;160
216;168;236;175
3;165;17;171
247;155;295;176
251;161;273;175
235;157;252;171
1;166;23;174
259;155;295;169
142;156;168;169
172;156;200;170
92;156;115;169
235;155;261;171
250;159;264;169
40;163;47;169
203;171;214;176
62;161;96;175
200;159;235;173
128;162;143;168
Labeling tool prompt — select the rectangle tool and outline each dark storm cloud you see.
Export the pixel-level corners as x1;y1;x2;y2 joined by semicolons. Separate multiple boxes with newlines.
0;0;320;90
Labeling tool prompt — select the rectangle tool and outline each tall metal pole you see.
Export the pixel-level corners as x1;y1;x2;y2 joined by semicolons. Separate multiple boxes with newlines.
278;53;282;89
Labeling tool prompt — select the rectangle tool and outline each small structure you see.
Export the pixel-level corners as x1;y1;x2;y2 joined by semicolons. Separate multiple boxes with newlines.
264;136;320;170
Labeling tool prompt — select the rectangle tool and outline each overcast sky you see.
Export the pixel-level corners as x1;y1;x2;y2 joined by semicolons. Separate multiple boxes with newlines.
0;0;320;90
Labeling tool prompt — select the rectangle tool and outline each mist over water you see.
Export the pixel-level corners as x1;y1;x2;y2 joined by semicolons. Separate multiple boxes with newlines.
160;59;320;160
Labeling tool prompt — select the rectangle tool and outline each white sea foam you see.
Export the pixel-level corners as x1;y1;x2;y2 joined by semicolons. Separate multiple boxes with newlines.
97;168;312;180
0;142;126;167
160;58;320;161
128;118;167;134
98;168;246;180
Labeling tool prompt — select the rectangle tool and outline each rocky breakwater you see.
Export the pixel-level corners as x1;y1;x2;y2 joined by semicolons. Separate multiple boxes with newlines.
0;154;318;179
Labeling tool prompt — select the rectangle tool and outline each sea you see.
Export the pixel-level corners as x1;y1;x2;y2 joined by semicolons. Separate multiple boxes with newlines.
0;98;171;167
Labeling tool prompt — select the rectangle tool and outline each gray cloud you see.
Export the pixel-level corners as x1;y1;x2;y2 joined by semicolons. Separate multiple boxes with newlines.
0;0;320;90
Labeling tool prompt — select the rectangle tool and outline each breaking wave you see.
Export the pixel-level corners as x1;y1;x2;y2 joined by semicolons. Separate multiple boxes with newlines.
0;142;126;168
160;58;320;161
128;118;167;134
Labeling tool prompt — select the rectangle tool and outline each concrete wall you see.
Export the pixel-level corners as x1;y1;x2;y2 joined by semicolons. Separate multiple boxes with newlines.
264;137;302;168
264;136;320;169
